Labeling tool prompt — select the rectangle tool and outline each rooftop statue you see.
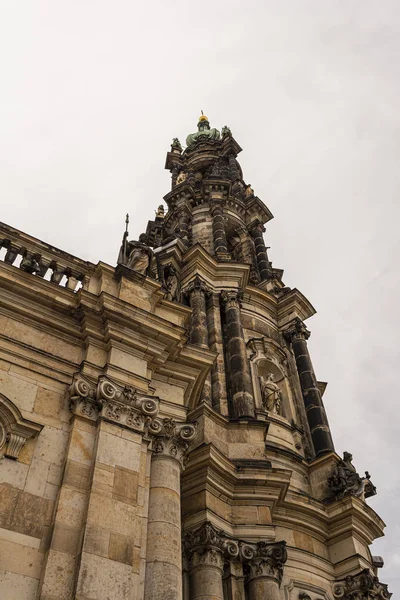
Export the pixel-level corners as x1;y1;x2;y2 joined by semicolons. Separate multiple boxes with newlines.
118;214;153;276
327;451;377;501
186;112;220;148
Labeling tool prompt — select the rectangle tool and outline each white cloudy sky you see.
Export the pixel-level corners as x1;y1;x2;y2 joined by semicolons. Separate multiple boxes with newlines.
1;0;399;593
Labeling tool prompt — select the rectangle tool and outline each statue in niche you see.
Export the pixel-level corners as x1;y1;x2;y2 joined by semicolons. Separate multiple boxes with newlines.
327;451;377;501
162;264;180;302
118;217;153;276
259;373;282;414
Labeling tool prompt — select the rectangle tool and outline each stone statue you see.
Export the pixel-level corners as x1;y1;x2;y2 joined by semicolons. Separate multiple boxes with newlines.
245;184;254;198
171;138;182;153
176;171;187;185
155;205;165;219
162;264;180;302
260;373;282;414
327;452;376;501
221;125;232;137
118;230;153;276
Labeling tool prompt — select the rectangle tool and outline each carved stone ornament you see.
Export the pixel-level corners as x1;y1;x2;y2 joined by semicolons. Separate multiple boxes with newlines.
0;393;43;460
69;374;160;435
182;274;211;298
327;451;377;502
283;317;311;344
183;522;287;584
332;569;392;599
148;417;197;468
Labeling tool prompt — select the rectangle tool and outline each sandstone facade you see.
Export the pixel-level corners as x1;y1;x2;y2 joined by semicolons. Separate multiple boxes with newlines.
0;116;391;599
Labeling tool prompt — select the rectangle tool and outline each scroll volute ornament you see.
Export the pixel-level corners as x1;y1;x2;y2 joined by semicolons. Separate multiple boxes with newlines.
69;375;159;434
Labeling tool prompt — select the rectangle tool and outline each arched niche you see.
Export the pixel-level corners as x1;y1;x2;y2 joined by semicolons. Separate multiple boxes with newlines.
0;393;43;459
247;337;295;421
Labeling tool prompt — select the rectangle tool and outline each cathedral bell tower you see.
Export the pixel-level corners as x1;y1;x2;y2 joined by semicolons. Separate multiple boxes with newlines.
121;115;389;599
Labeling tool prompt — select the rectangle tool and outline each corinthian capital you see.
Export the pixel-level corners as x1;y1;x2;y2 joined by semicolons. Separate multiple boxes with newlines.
148;417;197;468
182;275;211;297
242;541;287;585
332;569;391;600
184;521;239;570
221;289;243;309
283;317;311;344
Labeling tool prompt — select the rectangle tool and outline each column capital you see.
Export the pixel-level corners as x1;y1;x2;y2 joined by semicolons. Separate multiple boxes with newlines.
210;199;225;214
332;569;392;600
244;541;287;585
184;521;239;567
148;417;197;468
283;317;311;344
182;274;212;297
249;221;266;236
221;289;243;309
69;374;160;434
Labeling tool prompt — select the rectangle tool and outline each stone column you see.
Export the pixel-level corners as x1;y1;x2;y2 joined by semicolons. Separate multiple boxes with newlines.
250;222;272;281
221;291;255;419
211;202;228;257
284;318;334;457
245;541;287;600
185;276;210;349
144;419;197;600
184;522;239;600
207;293;229;415
184;276;212;404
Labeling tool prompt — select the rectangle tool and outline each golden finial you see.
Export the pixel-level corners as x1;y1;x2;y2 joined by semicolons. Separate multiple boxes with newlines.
199;110;208;122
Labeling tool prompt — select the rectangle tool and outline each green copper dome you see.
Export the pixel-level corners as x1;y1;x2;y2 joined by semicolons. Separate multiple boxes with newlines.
186;115;220;148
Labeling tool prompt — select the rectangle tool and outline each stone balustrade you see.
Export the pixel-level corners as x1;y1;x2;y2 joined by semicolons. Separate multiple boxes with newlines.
0;222;95;292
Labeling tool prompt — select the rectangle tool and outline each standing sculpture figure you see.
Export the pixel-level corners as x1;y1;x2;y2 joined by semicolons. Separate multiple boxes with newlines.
260;373;282;414
163;264;180;302
118;216;153;276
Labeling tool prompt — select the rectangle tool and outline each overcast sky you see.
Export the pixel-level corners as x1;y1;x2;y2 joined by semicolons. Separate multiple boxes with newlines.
1;0;399;593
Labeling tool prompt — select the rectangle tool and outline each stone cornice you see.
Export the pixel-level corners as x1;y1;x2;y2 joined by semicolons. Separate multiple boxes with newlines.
181;244;250;291
333;569;391;599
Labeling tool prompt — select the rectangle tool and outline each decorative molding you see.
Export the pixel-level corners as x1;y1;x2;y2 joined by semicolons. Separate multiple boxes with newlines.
332;569;391;599
0;393;43;460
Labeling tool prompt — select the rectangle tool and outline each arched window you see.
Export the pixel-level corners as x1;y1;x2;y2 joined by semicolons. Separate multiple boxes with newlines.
0;394;43;459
